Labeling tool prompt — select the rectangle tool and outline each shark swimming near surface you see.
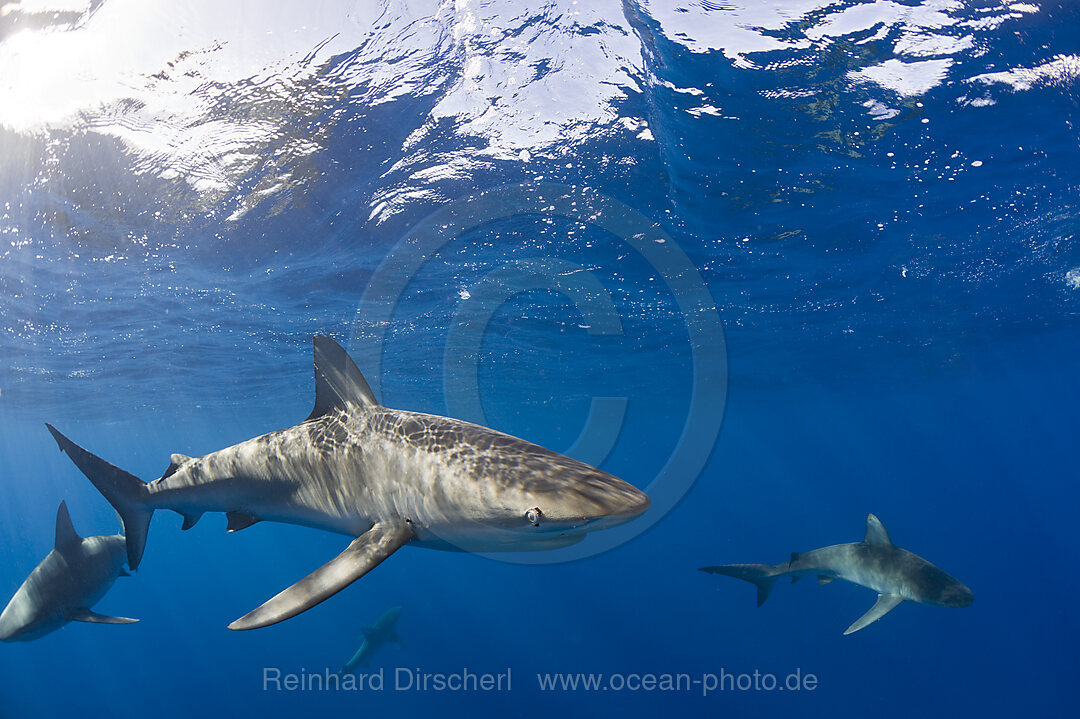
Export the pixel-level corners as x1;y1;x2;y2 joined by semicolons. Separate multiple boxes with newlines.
700;513;973;634
339;606;405;674
0;501;137;641
46;335;650;631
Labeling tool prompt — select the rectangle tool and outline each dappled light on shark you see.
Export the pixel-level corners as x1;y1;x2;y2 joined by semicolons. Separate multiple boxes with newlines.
45;336;650;630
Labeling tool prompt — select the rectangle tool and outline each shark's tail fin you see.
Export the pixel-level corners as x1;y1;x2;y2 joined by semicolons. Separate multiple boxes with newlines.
699;564;783;607
45;424;153;571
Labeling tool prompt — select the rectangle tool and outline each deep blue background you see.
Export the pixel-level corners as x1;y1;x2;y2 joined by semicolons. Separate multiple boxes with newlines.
2;1;1078;717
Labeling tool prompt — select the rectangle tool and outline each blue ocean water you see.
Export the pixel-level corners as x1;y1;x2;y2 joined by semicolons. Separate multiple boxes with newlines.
1;0;1078;716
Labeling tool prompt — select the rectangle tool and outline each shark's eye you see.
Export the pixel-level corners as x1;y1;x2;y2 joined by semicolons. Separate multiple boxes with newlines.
525;507;543;527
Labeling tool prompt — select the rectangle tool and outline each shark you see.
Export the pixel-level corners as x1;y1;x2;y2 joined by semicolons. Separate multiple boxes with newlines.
0;501;138;641
46;335;650;631
339;606;405;674
700;513;973;634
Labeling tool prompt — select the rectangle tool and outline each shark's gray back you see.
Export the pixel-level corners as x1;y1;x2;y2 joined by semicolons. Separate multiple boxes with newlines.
0;534;127;641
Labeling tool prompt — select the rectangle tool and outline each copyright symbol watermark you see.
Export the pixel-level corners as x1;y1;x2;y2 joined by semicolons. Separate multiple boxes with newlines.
349;182;727;563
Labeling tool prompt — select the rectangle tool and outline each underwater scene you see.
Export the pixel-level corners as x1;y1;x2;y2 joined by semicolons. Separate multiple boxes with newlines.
0;0;1078;716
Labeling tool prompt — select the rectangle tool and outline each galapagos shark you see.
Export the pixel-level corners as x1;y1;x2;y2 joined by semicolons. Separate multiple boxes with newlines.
700;514;973;635
46;335;650;631
339;606;405;674
0;501;137;641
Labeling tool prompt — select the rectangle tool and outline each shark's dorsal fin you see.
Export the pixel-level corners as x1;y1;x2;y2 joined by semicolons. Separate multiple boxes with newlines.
864;514;893;546
54;501;82;550
308;335;379;420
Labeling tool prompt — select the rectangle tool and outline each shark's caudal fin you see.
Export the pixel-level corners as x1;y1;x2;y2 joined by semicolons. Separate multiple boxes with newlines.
228;521;415;631
699;564;783;607
45;425;152;571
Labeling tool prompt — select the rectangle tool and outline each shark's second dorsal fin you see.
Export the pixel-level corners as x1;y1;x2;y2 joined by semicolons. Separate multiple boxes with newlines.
162;453;194;479
54;501;82;550
308;335;379;420
864;514;893;546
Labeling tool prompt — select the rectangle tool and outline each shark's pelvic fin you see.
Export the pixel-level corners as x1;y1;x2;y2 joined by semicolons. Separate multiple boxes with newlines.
69;608;139;625
844;593;903;635
699;564;780;607
817;576;835;585
228;521;415;631
864;514;893;546
308;335;379;420
54;501;82;551
46;424;153;571
225;511;261;533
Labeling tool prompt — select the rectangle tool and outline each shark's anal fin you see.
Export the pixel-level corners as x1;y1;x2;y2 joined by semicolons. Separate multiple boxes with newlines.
844;594;903;635
228;521;415;631
226;511;261;533
69;608;139;625
180;512;203;531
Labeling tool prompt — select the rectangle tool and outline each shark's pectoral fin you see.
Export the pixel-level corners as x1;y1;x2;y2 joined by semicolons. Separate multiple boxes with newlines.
817;576;834;585
226;511;261;533
391;631;407;649
228;521;415;631
844;594;903;635
69;608;139;625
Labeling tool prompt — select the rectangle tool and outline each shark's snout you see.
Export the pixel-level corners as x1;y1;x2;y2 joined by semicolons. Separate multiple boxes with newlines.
606;484;651;520
578;481;650;530
943;582;974;608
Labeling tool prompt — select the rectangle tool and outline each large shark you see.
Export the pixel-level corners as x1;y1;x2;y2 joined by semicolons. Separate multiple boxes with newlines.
339;606;405;674
700;514;973;634
46;335;650;631
0;501;137;641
